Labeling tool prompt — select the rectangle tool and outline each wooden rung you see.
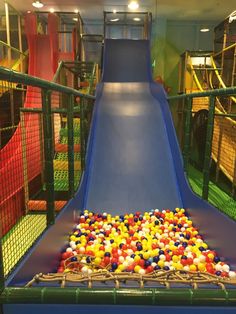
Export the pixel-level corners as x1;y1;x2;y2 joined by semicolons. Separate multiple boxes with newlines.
55;143;81;153
27;200;67;212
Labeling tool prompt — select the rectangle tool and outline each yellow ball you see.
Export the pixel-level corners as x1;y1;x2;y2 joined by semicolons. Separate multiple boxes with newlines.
143;252;150;260
158;260;164;268
189;264;197;271
134;265;141;273
94;257;101;265
172;255;179;263
198;263;205;271
134;255;141;262
175;263;183;271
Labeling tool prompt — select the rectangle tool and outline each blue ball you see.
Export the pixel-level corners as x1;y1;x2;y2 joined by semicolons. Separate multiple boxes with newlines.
153;256;159;263
163;266;170;271
145;260;151;267
111;262;118;270
214;256;221;263
70;256;77;262
154;265;161;270
215;271;221;276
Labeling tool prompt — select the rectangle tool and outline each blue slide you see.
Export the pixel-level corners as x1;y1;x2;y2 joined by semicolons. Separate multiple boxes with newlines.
5;39;236;313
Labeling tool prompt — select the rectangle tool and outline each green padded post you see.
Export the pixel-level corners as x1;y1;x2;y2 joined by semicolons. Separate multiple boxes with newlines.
202;95;215;200
1;287;236;305
67;94;75;197
42;89;55;226
183;97;193;172
80;97;86;171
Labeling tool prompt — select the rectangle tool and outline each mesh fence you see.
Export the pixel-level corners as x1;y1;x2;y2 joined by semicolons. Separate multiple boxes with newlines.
178;93;236;220
0;62;95;281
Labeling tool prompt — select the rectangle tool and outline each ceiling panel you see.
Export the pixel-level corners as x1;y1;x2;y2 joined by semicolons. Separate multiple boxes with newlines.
3;0;236;22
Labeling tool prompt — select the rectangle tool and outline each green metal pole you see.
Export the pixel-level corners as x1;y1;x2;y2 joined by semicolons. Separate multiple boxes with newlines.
183;97;193;172
67;94;75;197
80;97;86;171
0;239;5;292
42;89;55;226
202;95;215;200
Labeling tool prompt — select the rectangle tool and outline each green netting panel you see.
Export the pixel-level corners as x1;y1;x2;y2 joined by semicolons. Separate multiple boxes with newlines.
55;152;81;161
60;128;80;137
2;214;46;277
188;165;236;220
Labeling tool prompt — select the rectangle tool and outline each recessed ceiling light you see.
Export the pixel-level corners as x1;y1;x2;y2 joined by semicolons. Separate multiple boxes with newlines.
32;1;44;8
128;1;139;10
133;17;141;21
110;18;119;22
113;9;117;14
49;8;55;13
200;28;210;32
73;17;78;21
27;10;31;13
74;9;79;14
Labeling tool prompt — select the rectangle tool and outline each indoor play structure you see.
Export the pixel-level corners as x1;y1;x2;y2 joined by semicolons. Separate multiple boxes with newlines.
178;16;236;200
0;9;236;314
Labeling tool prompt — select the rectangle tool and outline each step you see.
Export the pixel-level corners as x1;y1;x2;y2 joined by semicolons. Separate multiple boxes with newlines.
53;160;81;171
55;143;81;153
27;200;67;212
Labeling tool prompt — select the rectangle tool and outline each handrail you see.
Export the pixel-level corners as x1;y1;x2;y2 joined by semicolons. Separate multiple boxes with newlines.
210;56;236;103
168;85;236;101
0;40;27;57
52;61;64;83
0;66;95;100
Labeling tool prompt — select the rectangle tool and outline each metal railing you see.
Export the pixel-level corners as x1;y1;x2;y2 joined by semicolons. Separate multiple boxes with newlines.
0;65;96;284
168;86;236;204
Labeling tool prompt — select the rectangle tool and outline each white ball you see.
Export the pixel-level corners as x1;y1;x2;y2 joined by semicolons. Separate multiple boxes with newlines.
139;269;146;275
229;271;236;279
222;264;230;272
159;254;166;261
127;258;134;265
183;266;190;271
81;266;88;273
193;258;199;265
119;256;125;263
66;247;73;253
215;264;222;271
199;255;206;263
151;262;157;267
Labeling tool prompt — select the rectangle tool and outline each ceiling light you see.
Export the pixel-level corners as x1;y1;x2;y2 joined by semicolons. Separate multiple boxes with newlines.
74;9;79;14
73;17;78;21
27;10;31;13
113;9;117;14
200;27;210;32
110;18;119;22
133;17;141;21
128;1;139;10
49;8;55;13
32;1;44;8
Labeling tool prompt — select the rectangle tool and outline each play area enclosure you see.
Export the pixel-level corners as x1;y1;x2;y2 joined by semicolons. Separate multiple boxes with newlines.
0;9;236;314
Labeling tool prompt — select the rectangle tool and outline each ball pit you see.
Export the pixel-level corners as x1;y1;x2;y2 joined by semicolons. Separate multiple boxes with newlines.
57;208;236;279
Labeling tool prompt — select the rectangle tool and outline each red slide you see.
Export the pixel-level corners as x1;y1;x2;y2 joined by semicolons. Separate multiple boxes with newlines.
0;13;59;235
